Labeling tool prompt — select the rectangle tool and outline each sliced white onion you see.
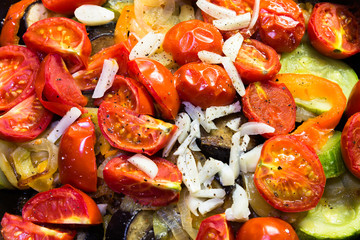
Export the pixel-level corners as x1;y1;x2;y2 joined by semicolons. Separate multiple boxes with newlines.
162;129;181;158
198;158;224;184
178;190;199;239
186;194;203;217
97;204;107;216
189;138;201;152
219;163;235;186
248;0;260;29
198;50;223;64
192;189;226;199
47;107;82;143
198;198;224;215
155;0;175;25
157;207;190;240
173;119;200;156
196;0;236;19
183;102;217;133
179;4;195;22
223;33;244;62
127;154;158;179
225;184;250;221
75;5;115;26
92;59;119;98
239;122;275;136
226;117;241;131
240;134;250;152
240;144;263;173
175;112;191;144
221;57;245;96
213;13;251;31
134;0;152;37
177;149;201;193
129;32;164;60
205;101;241;122
229;131;241;179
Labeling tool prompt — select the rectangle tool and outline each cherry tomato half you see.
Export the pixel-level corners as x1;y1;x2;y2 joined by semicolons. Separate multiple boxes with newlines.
42;0;107;14
0;95;53;142
259;0;305;53
234;39;281;84
345;80;360;118
163;20;223;65
254;135;326;212
341;112;360;179
36;53;88;116
236;217;299;240
1;213;76;240
196;214;234;240
93;75;155;116
73;42;130;91
103;155;182;206
23;17;92;73
242;81;296;138
59;117;97;192
22;184;102;224
0;45;39;112
128;58;180;120
174;62;236;109
98;101;177;156
308;3;360;59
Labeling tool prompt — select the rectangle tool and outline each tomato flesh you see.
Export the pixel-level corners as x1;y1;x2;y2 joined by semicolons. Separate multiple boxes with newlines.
308;3;360;59
98;101;177;155
196;214;234;240
1;213;76;240
0;45;39;112
59;117;97;192
22;184;102;224
103;155;182;206
254;135;326;212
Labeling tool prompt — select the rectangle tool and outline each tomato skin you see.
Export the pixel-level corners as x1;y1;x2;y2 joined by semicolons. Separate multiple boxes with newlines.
103;155;182;206
242;81;296;138
163;20;223;65
42;0;106;14
22;184;102;224
59;117;97;192
0;45;39;112
174;63;236;109
93;75;155;116
1;213;76;240
196;214;234;240
345;80;360;118
308;3;360;59
254;135;326;212
73;43;130;91
128;58;180;120
98;101;177;155
234;39;281;84
36;53;88;116
23;17;92;73
236;217;299;240
0;95;53;142
341;112;360;179
259;0;305;53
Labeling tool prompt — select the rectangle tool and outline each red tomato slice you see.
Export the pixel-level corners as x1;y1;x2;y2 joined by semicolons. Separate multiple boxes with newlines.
73;43;130;91
196;214;233;240
1;213;76;240
0;94;53;142
59;117;97;192
0;45;39;112
259;0;305;53
23;17;91;73
174;62;236;109
42;0;107;14
36;53;88;116
345;80;360;118
128;58;180;120
254;135;326;212
236;217;299;240
163;20;223;65
93;75;155;116
103;155;182;206
341;112;360;179
234;39;281;84
98;101;177;155
22;184;102;224
308;3;360;59
241;81;296;138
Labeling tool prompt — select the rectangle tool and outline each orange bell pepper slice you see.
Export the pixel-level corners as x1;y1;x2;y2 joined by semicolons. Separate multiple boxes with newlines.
114;5;136;44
